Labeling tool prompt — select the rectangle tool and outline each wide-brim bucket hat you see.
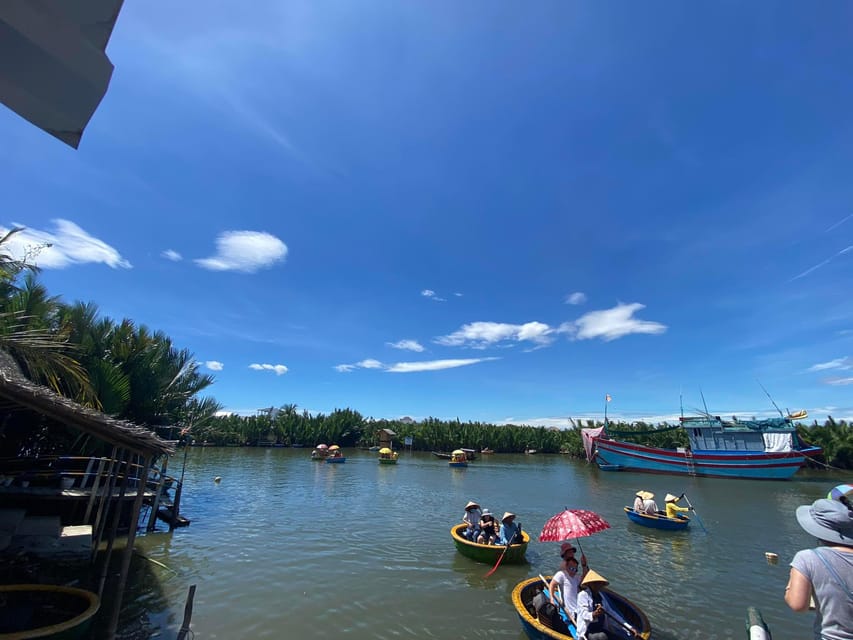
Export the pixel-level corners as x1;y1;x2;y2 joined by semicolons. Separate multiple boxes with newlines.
795;498;853;545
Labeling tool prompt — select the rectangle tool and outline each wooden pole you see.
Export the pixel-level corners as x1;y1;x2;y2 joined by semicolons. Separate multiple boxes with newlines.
176;584;197;640
147;456;168;532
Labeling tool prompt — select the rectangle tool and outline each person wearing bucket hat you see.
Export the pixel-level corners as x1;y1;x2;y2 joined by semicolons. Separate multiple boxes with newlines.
461;501;482;541
828;484;853;512
477;509;498;545
576;570;639;639
664;493;691;519
498;512;523;546
784;498;853;639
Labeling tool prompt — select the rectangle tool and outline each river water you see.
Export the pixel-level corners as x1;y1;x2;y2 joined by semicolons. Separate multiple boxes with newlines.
125;448;847;639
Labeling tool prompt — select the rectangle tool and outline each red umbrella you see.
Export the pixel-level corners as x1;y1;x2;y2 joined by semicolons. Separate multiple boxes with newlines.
539;508;610;543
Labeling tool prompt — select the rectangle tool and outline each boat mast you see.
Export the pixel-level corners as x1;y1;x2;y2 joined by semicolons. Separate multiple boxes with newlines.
757;380;785;419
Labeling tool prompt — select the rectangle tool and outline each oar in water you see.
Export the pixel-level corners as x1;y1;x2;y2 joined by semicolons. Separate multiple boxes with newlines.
682;493;707;533
484;521;521;578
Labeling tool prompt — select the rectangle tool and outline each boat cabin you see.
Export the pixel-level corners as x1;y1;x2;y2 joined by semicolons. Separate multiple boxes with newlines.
680;416;803;453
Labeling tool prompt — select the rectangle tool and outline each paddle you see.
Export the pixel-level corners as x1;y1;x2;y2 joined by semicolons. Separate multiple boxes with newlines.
484;520;521;578
681;493;707;533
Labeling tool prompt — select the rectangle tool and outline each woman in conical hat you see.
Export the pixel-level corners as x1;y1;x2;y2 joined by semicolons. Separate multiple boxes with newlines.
577;570;638;639
461;501;482;541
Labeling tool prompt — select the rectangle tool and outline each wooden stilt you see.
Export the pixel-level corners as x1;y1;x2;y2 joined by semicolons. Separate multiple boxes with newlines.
176;584;197;640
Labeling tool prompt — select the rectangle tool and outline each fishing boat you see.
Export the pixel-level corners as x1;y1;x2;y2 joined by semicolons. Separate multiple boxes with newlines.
310;446;329;460
582;411;821;480
449;450;468;467
0;584;100;640
623;506;690;531
378;447;398;464
450;524;529;564
481;447;494;455
511;576;651;640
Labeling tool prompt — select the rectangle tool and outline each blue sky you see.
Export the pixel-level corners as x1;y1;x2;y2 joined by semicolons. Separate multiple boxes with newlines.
3;2;853;425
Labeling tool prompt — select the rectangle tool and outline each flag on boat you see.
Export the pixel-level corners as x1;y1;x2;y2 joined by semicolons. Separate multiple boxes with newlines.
605;394;612;402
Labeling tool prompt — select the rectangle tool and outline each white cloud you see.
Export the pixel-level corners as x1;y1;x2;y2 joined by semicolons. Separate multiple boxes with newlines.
249;363;288;375
825;377;853;386
808;357;851;372
562;303;667;342
454;292;463;297
387;339;425;352
196;231;287;273
334;356;498;373
2;220;131;269
205;360;224;371
162;249;182;261
565;292;587;305
435;321;554;349
386;357;499;373
421;289;445;301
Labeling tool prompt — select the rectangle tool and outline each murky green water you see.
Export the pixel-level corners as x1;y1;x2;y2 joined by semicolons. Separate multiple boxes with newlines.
124;448;846;639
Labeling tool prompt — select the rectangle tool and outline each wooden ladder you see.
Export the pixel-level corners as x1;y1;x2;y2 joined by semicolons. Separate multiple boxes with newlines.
684;449;696;476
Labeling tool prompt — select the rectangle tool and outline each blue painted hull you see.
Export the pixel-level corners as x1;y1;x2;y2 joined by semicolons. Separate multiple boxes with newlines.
624;507;689;530
595;438;811;480
449;461;467;468
326;457;346;463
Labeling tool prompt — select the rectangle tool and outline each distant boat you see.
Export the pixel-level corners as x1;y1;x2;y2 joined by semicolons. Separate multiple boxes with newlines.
524;448;537;455
449;450;468;468
368;445;380;451
584;411;820;480
623;506;690;531
378;448;398;465
480;448;494;454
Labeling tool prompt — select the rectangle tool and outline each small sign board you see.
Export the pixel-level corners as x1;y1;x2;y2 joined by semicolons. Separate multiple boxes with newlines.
404;436;413;446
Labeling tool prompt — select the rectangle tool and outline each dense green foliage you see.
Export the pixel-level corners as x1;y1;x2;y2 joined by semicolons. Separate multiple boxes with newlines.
0;229;220;457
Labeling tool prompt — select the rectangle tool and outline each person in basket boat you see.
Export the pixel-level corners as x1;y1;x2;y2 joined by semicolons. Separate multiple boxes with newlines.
632;491;645;513
549;542;589;621
477;509;498;544
642;493;659;515
785;498;853;640
462;500;482;541
498;512;523;546
664;493;691;519
576;570;639;640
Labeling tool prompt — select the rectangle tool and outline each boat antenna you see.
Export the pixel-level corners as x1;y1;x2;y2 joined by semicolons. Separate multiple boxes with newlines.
699;388;711;418
757;380;785;419
679;388;684;421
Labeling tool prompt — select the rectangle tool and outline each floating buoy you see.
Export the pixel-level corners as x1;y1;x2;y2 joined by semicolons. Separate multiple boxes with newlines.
214;476;222;483
765;552;778;565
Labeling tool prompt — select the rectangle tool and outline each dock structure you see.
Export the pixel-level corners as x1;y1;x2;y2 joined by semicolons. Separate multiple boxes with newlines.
0;351;175;639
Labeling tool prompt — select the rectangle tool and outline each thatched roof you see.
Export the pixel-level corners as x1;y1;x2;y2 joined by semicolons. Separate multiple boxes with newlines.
0;352;174;457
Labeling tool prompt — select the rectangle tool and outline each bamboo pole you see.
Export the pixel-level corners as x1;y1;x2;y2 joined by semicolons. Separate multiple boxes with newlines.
176;584;197;640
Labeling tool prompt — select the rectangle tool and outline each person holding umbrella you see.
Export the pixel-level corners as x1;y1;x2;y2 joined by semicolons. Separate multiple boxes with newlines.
548;542;589;620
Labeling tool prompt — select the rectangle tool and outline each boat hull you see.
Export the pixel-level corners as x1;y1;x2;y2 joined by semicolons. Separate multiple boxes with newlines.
623;506;689;531
450;524;529;564
326;457;346;463
595;438;809;480
511;576;651;640
0;584;100;640
378;458;397;465
449;461;468;468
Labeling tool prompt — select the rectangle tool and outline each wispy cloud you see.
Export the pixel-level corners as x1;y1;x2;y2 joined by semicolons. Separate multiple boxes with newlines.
565;292;587;305
386;357;499;373
562;303;667;342
791;245;853;281
196;231;287;273
205;360;224;371
435;321;555;349
421;289;446;302
2;220;131;269
387;339;425;352
826;214;853;233
825;377;853;386
808;357;851;372
249;363;288;375
334;357;499;373
454;292;464;297
162;249;182;261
